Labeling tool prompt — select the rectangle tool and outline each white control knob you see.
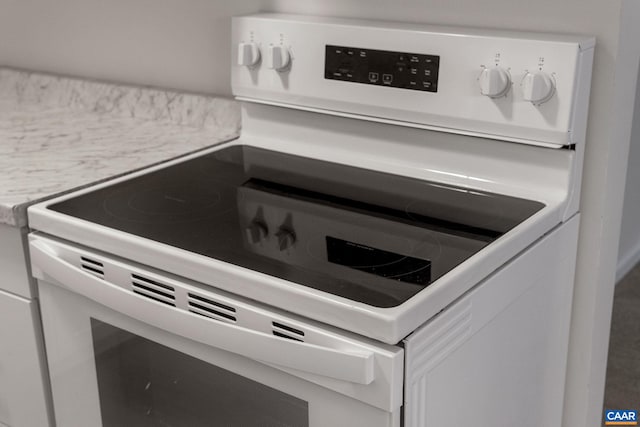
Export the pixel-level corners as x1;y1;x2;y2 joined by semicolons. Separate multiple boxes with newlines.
479;67;511;98
522;71;555;104
266;45;291;71
237;42;261;67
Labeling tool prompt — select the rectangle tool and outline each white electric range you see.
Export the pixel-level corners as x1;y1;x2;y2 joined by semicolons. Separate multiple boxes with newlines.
27;14;594;427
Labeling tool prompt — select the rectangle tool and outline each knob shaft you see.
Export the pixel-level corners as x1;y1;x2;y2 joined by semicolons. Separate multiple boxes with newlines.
479;67;511;98
522;71;555;104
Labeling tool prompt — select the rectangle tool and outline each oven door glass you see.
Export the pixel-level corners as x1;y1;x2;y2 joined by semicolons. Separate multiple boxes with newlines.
91;319;308;427
34;248;401;427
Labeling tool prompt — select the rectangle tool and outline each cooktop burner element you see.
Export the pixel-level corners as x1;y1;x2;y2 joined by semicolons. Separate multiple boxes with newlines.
49;145;543;307
104;185;224;223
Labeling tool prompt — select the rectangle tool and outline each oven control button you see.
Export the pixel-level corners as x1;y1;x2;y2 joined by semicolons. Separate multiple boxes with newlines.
479;66;511;98
237;42;261;67
276;228;296;251
266;45;291;72
246;220;268;244
522;71;556;105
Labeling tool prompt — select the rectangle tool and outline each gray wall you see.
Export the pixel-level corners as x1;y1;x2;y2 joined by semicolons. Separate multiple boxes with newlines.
0;0;267;95
618;67;640;280
2;1;639;426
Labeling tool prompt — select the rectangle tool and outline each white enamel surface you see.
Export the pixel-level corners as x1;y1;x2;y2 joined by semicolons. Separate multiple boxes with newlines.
404;216;579;427
240;103;574;204
30;236;402;388
34;237;402;425
232;14;594;147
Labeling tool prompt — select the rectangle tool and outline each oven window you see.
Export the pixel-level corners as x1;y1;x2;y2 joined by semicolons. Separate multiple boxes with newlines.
91;319;309;427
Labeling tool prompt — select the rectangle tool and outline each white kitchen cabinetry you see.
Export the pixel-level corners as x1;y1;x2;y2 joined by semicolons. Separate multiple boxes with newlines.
0;224;34;298
0;290;52;427
0;224;52;427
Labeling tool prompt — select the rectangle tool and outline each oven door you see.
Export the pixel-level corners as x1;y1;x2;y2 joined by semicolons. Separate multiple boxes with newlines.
29;235;403;427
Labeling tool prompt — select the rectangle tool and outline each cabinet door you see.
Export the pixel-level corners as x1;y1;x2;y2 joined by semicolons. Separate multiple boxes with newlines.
0;224;33;298
0;290;52;427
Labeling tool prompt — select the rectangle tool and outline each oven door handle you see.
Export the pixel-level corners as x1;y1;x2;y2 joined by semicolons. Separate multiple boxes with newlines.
30;239;376;385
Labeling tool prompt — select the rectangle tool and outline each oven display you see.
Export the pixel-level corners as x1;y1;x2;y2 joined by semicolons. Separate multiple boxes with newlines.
324;45;440;92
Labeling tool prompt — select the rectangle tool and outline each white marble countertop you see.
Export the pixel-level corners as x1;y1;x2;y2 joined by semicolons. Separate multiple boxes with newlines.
0;68;241;227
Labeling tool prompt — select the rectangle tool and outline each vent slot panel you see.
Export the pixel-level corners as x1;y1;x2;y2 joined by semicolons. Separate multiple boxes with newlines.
131;273;176;306
272;321;305;342
80;256;104;278
187;293;237;323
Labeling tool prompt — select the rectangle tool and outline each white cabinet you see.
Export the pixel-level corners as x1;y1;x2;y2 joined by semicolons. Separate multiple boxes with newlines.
0;224;34;298
0;223;52;426
0;289;52;427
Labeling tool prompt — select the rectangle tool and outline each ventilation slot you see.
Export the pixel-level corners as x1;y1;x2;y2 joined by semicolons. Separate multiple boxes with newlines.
81;256;104;278
272;321;305;342
187;293;237;323
131;273;176;306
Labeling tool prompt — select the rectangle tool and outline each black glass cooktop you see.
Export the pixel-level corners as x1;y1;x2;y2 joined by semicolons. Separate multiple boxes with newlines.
50;145;544;308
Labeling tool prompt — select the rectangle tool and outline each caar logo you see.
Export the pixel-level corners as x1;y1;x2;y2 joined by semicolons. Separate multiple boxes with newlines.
605;410;637;425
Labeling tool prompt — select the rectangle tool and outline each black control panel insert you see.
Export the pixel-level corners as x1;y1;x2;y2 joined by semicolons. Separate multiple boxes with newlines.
325;45;440;92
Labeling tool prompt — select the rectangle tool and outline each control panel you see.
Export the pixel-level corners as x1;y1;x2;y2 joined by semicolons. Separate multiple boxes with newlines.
325;46;440;92
232;14;595;147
